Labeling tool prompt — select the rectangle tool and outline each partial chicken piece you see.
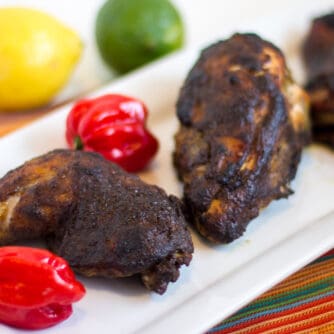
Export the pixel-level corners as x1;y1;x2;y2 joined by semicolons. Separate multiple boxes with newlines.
0;149;193;294
174;33;310;243
302;12;334;148
306;74;334;147
302;12;334;81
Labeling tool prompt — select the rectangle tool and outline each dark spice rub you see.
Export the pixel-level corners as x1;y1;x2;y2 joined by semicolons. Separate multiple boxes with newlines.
305;74;334;147
302;12;334;148
174;33;310;243
0;149;193;294
302;12;334;81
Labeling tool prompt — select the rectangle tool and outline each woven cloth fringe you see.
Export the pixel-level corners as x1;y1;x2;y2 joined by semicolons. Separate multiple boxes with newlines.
208;249;334;334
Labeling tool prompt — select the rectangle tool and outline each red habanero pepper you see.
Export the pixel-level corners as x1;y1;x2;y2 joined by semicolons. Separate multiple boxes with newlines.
0;246;85;330
66;94;159;172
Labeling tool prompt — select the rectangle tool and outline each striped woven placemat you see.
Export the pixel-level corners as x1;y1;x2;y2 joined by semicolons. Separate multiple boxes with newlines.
208;249;334;333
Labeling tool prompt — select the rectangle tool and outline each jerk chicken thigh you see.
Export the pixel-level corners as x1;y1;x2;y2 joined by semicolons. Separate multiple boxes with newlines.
174;33;310;243
302;12;334;147
0;149;193;294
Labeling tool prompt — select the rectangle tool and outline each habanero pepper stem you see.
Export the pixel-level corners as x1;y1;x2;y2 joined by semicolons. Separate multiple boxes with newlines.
0;246;85;330
74;135;84;150
65;94;159;173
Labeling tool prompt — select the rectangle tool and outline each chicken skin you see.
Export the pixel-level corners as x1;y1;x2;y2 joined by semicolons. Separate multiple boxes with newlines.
302;12;334;81
305;75;334;147
302;12;334;147
0;149;193;294
174;33;310;243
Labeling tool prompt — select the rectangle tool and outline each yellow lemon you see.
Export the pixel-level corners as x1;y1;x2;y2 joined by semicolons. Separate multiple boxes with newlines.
0;7;82;111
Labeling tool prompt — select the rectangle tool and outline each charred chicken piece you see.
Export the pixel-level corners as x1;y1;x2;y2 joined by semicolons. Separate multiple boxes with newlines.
174;33;310;243
302;12;334;148
0;149;193;294
302;12;334;81
306;74;334;147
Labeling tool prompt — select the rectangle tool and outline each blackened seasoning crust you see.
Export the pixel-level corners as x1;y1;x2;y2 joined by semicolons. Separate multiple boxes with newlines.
303;12;334;148
302;12;334;80
0;149;193;294
174;33;310;243
306;74;334;147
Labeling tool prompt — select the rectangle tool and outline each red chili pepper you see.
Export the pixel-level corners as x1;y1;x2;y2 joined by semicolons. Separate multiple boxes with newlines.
66;94;159;172
0;246;85;330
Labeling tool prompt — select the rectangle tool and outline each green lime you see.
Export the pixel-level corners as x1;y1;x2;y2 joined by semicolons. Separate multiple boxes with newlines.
95;0;184;73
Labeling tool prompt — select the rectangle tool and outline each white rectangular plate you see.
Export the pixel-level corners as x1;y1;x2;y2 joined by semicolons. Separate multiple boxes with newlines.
2;6;334;334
